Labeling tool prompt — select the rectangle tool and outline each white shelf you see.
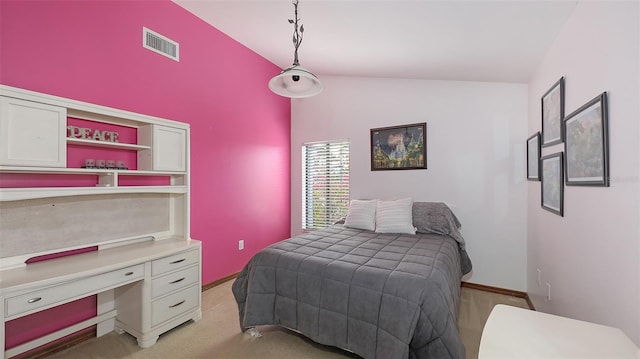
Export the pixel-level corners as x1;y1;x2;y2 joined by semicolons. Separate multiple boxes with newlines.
0;186;188;202
0;166;185;176
117;170;185;176
67;138;150;150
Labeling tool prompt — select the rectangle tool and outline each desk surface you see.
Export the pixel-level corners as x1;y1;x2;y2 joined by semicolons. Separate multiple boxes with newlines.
479;304;639;358
0;238;200;293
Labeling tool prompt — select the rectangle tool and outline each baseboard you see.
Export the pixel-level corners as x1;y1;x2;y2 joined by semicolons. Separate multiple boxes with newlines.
202;272;240;292
13;328;96;359
202;276;537;310
201;276;538;310
461;282;535;310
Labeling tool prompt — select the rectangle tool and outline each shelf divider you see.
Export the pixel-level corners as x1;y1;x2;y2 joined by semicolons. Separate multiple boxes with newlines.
0;186;188;202
67;138;151;150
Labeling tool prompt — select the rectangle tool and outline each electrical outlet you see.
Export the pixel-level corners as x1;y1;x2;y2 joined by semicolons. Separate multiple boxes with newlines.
537;269;542;286
238;240;244;250
546;283;551;301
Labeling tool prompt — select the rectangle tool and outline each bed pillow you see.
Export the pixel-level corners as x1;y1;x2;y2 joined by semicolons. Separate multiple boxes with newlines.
375;197;416;234
343;199;377;231
412;202;464;242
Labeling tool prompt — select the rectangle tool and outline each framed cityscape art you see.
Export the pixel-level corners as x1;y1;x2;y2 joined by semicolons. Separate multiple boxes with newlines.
370;123;426;171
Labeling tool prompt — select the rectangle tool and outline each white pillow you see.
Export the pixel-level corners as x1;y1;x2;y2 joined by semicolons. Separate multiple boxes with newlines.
343;199;377;231
375;198;416;234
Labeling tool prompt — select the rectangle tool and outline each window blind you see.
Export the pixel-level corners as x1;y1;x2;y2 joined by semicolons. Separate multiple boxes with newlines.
302;140;350;230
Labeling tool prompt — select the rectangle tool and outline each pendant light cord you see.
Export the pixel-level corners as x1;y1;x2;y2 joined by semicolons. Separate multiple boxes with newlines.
290;0;303;66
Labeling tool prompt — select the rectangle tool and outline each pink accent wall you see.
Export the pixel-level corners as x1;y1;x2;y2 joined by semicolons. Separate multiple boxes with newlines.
1;0;291;351
4;299;97;349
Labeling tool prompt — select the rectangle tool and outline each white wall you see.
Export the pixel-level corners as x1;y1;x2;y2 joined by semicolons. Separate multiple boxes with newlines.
527;1;640;345
291;77;529;291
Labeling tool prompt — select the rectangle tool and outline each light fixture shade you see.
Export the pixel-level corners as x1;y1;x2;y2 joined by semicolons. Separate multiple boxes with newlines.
269;65;322;98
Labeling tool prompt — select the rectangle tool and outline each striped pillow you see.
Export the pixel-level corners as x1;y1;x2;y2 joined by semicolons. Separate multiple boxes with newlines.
375;198;416;234
343;199;377;231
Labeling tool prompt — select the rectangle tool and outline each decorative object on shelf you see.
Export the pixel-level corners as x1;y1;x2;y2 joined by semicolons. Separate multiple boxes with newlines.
67;125;119;143
563;92;609;187
526;132;541;181
268;0;322;98
541;152;564;217
370;123;427;171
541;77;565;147
82;158;127;169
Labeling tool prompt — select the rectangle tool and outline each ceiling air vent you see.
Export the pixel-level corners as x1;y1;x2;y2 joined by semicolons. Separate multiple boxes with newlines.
143;27;179;61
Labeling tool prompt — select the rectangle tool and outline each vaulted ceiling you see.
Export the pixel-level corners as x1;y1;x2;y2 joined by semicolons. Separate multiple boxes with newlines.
174;0;577;83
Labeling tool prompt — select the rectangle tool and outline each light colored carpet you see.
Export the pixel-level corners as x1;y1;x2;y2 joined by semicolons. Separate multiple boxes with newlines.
44;281;529;359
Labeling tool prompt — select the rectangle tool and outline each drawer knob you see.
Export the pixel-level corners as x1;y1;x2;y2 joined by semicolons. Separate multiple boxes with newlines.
169;277;186;284
169;258;186;264
125;271;135;276
169;300;186;308
27;297;42;304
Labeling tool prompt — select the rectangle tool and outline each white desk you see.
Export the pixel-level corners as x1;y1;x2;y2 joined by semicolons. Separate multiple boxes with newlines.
0;238;202;359
479;304;639;358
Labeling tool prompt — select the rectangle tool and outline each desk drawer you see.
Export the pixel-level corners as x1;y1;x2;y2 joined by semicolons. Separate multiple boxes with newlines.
151;249;199;276
152;265;199;298
151;284;199;327
5;264;144;318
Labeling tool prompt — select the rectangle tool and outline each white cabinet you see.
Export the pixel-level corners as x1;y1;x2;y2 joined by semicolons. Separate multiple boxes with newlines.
0;96;67;167
114;247;201;348
0;86;190;202
0;85;197;358
149;250;200;328
138;125;187;172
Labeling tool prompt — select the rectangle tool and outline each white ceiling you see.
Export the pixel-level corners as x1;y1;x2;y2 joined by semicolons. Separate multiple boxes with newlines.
173;0;577;83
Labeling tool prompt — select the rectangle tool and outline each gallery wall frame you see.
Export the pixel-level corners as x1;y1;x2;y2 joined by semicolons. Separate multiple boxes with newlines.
541;77;565;147
527;132;541;181
370;122;427;171
563;92;610;187
541;152;564;217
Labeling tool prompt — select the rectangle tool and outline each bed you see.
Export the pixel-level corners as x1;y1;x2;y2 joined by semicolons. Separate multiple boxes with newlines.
232;201;472;359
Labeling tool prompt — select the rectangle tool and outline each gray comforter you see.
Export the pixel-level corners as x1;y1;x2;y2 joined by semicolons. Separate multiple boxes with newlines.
232;223;470;359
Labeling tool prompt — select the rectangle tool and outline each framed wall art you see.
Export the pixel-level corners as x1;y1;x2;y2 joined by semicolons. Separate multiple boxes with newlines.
541;152;564;217
563;92;609;186
541;77;565;147
526;132;541;181
370;122;426;171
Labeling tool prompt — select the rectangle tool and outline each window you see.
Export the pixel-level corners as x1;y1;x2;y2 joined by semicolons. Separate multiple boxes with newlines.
302;140;350;230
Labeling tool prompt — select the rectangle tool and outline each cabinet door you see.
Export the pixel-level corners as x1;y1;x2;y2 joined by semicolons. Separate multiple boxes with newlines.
138;125;186;172
0;97;67;167
154;126;186;172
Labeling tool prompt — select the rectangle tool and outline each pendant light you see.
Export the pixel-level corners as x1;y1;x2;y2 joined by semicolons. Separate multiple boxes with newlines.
268;0;322;98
